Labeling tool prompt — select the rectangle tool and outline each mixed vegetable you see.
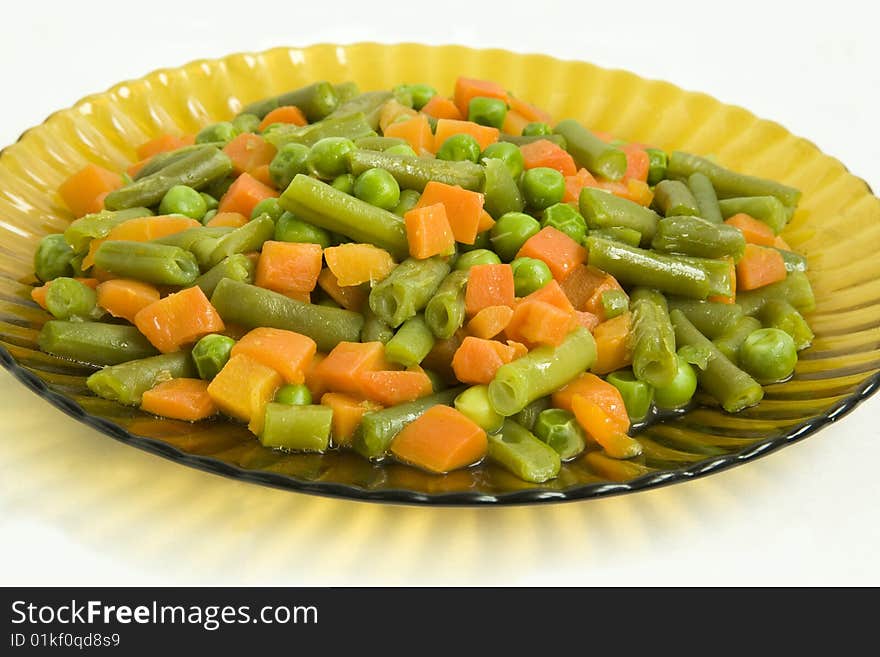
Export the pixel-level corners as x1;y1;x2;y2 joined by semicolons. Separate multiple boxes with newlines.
32;76;814;483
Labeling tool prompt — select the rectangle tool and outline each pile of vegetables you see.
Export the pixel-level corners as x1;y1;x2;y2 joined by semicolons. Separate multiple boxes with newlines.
31;76;814;483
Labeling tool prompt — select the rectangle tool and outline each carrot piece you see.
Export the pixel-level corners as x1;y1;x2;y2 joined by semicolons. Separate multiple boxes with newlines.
507;340;529;360
621;144;650;183
724;213;776;246
501;110;531;137
258;105;307;131
451;336;517;385
453;77;509;116
563;168;598;203
205;211;248;228
310;341;391;396
736;244;787;291
507;95;552;125
231;327;316;384
141;378;218;422
384;114;434;153
136;134;189;160
591;312;633;374
624;179;654;207
217;172;278;217
321;392;382;447
554;372;630;434
571;395;638;457
134;286;225;353
433;119;500;153
422;333;464;385
420;96;463;121
82;214;201;269
773;235;792;250
415;181;485;245
305;352;327;399
520;279;575;313
255;241;323;295
379;99;418;133
560;263;626;318
207;353;282;428
404;203;456;259
464;263;515;316
574;310;601;331
223;133;277;178
317;268;368;312
391;404;488;474
466;304;514;339
323;243;396;286
96;279;161;323
519;139;577;177
58;164;123;217
477;209;496;233
516;226;587;282
357;369;433;406
506;299;574;348
708;256;737;304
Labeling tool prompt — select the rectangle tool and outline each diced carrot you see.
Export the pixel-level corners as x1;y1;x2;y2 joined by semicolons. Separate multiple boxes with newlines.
422;333;464;386
563;168;598;203
466;304;514;339
317;268;368;312
134;286;225;353
574;310;601;331
507;340;529;360
774;235;792;250
736;244;787;291
205;211;248;228
141;378;218;422
136;134;189;160
231;327;316;385
217;172;278;217
379;99;418;133
251;164;274;187
258;105;307;131
623;179;654;207
621;144;650;183
506;299;573;347
591;312;633;374
255;241;323;295
724;213;776;246
553;372;630;432
708;256;737;304
207;353;282;428
433;119;499;153
520;279;575;313
404;203;455;259
323;243;396;286
420;95;464;121
82;214;201;269
501;110;530;137
357;369;433;406
560;264;626;319
58;164;123;217
384;114;434;153
223;133;277;179
465;263;515;316
96;279;161;323
507;95;552;125
321;392;382;447
415;181;485;245
519;139;577;176
391;404;488;474
453;77;509;116
571;395;640;458
516;226;587;282
310;341;391;396
477;209;495;233
451;336;517;385
305;352;327;399
31;277;99;310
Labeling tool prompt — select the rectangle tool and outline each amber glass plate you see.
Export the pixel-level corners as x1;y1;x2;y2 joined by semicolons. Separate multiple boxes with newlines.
1;44;878;505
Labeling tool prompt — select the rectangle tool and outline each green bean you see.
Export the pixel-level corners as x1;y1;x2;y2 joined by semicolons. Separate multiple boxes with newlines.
64;207;154;253
87;352;196;406
652;215;746;260
259;404;333;452
579;187;660;244
667;151;801;209
353;387;464;459
191;333;236;380
606;370;654;422
666;297;744;339
104;147;233;211
717;196;789;234
239;81;339;121
499;133;567;149
280;174;409;260
628;288;677;387
488;327;597;416
687;172;723;223
34;234;74;282
360;307;395;344
93;241;200;286
354;136;407;151
369;257;451;328
348;149;485;192
385;314;435;367
392;189;421;217
758;299;814;350
132;144;224;181
586;236;733;299
712;315;762;362
776;248;808;273
195;122;237;146
39;321;158;366
511;397;551;433
653;180;700;217
670;309;764;413
231;113;260;134
522;122;552;137
424;270;468;339
645;148;668;186
325;90;393;129
151;226;232;250
553;119;627;181
678;343;712;370
588;226;642;247
487;419;561;483
263;113;375;148
333;81;361;103
482;157;525;218
210;279;363;353
454;385;504;433
533;408;587;460
737;271;815;316
45;277;102;321
600;289;629;319
200;216;274;270
192;253;255;296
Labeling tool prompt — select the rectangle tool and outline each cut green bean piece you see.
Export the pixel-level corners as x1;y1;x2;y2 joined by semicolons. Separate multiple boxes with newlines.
424;270;468;339
488;420;561;483
499;133;567;149
455;385;504;433
231;113;260;134
652;215;746;260
678;344;712;370
579;187;660;244
666;297;744;339
533;408;586;460
45;277;102;321
511;397;551;433
133;144;224;181
151;226;232;250
211;279;363;352
653;180;700;217
776;248;808;273
758;299;814;350
348;149;485;192
355;136;407;151
326;91;394;129
264;112;375;149
600;289;629;319
392;189;421;217
64;207;154;253
482;157;525;218
192;253;255;297
687;172;723;223
191;333;236;380
717;196;790;234
489;327;597;416
360;307;395;344
588;227;642;248
737;271;815;316
259;403;333;452
34;234;74;282
333;82;360;103
712;315;762;362
369;257;451;329
87;352;196;406
645;148;668;186
629;288;677;388
606;370;654;422
39;321;159;366
554;119;627;181
385;314;435;367
239;81;339;121
93;241;200;286
204;215;275;269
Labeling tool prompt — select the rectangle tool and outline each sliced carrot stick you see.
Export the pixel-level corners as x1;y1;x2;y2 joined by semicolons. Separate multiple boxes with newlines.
207;353;282;428
453;77;509;116
321;392;382;447
466;304;514;339
404;203;456;259
205;211;248;228
258;105;307;131
519;139;577;176
464;263;515;316
254;241;323;295
134;286;225;353
323;243;396;286
415;181;485;245
317;268;368;312
223;133;277;178
96;279;161;323
420;95;464;121
141;378;217;422
391;404;488;473
516;226;587;282
309;341;391;396
552;372;630;432
433;119;499;153
724;213;776;246
736;244;787;291
136;134;190;160
357;369;433;406
384;114;434;153
591;312;633;374
58;164;123;217
217;172;278;217
231;327;316;384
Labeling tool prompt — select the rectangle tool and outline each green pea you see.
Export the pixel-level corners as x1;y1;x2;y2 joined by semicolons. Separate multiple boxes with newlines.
192;334;236;380
481;142;525;179
511;257;552;297
521;167;565;211
307;137;355;180
738;328;797;383
275;211;331;248
353;168;401;211
159;185;207;220
200;192;219;212
541;202;587;244
468;96;507;129
606;369;654;422
533;408;587;460
459;231;492;253
522;122;552;137
490;212;541;262
392;86;414;108
393;189;421;217
454;249;502;271
331;173;356;195
275;383;313;406
384;143;418;157
653;354;698;409
201;210;217;224
436;134;482;163
45;277;100;321
394;84;437;111
232;113;261;134
195;121;238;145
269;143;310;190
34;234;74;282
250;197;284;221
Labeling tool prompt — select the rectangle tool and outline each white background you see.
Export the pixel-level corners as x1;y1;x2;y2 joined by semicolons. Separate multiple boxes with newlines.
1;0;878;586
